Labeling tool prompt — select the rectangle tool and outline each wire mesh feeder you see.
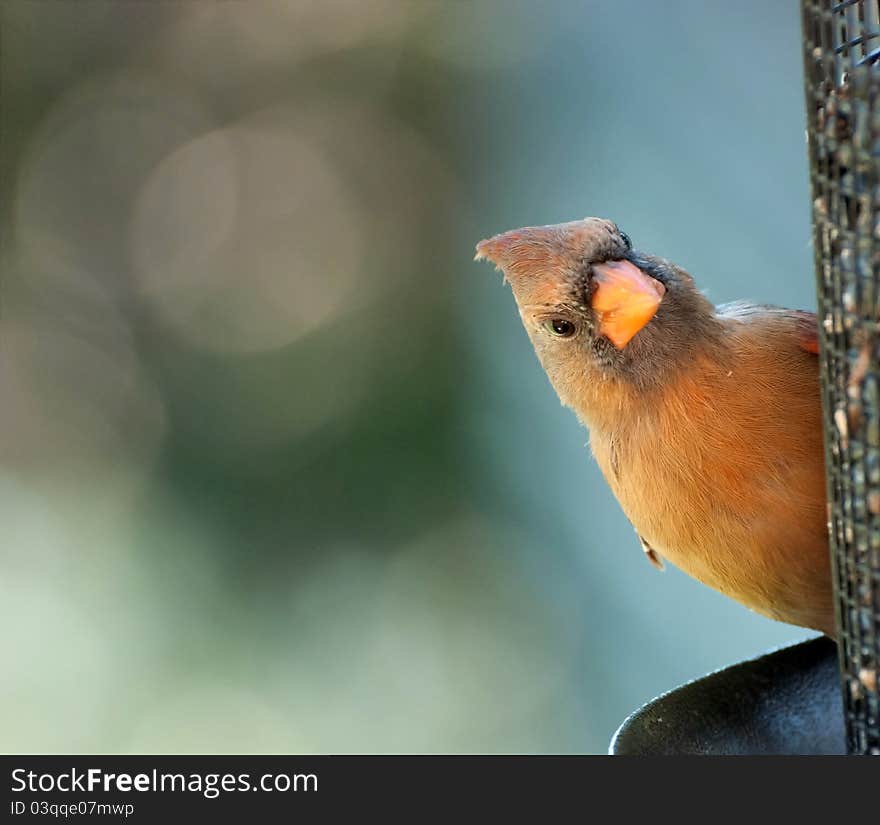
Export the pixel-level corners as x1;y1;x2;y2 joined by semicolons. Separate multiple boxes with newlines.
802;0;880;755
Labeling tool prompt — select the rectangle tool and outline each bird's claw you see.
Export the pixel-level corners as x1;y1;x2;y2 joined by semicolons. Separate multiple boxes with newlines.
638;534;665;571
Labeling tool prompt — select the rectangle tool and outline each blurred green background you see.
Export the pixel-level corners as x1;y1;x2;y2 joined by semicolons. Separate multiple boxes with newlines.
1;0;817;753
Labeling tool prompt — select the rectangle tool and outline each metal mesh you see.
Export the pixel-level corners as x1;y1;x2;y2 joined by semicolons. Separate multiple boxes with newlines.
802;0;880;754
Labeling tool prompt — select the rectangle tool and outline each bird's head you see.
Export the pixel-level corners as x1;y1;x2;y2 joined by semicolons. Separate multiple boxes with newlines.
475;217;720;416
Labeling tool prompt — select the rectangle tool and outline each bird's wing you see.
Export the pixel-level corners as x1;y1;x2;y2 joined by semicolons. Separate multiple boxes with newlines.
792;310;820;355
717;302;820;355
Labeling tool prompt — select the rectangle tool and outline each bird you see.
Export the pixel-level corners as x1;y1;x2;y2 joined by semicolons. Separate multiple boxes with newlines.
475;217;834;635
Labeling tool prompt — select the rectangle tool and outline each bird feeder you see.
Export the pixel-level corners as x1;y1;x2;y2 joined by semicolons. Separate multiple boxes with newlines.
803;0;880;755
612;0;880;754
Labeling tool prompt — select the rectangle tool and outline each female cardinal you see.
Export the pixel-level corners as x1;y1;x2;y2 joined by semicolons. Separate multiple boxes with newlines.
475;217;834;635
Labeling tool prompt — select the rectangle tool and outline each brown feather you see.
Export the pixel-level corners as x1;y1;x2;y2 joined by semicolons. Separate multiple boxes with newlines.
587;311;832;633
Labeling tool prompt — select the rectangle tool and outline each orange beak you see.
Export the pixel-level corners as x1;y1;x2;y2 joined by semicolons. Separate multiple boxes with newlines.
590;260;665;348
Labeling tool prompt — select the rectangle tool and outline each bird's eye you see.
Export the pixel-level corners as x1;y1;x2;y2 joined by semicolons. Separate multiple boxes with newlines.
619;231;632;250
545;318;577;338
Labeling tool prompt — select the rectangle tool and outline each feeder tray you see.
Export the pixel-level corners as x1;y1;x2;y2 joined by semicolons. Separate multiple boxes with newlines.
609;637;843;755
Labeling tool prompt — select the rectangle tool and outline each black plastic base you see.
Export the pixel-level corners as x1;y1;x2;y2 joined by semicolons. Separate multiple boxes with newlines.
609;636;845;755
